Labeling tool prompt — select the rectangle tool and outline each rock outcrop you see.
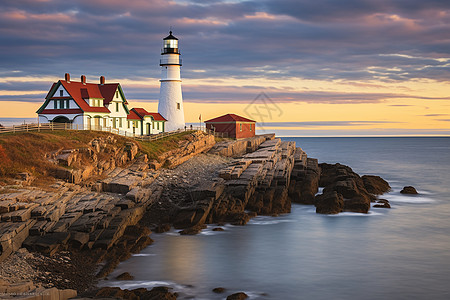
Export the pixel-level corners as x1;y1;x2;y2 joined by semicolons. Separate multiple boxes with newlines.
400;186;418;194
362;175;391;194
209;134;274;157
315;163;391;214
157;131;216;168
288;148;320;204
174;137;299;229
48;136;139;184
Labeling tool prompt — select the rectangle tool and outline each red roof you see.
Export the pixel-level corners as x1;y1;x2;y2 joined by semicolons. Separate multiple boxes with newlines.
147;112;167;121
58;80;113;113
127;109;141;120
204;114;255;123
131;108;167;121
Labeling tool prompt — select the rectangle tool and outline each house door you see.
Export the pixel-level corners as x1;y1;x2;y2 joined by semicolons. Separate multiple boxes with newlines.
146;123;151;135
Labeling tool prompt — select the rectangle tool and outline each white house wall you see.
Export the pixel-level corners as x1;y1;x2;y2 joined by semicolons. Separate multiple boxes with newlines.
54;85;70;98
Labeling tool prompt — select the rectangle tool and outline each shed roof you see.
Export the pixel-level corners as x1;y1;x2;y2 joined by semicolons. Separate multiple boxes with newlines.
204;113;255;123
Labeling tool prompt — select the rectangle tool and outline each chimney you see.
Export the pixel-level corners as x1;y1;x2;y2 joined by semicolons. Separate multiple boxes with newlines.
81;75;86;84
65;73;70;82
100;76;105;85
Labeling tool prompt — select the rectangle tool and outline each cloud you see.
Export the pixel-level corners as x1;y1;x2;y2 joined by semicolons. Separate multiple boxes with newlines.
0;0;450;109
258;121;401;128
422;114;449;117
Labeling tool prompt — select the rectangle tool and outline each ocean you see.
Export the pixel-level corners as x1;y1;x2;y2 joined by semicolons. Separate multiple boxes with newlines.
98;137;450;299
0;117;37;127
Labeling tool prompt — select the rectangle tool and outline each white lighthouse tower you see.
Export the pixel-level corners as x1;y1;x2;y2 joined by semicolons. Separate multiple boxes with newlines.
158;31;185;131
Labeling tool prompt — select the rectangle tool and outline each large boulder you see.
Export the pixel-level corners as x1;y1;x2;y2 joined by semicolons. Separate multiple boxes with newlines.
362;175;391;194
400;186;418;194
227;292;249;300
315;191;344;214
318;163;383;213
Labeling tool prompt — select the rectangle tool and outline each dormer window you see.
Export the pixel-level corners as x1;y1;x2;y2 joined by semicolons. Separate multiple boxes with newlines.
60;90;63;97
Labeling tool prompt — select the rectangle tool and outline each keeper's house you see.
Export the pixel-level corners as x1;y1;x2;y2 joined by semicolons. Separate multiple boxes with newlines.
36;73;165;135
204;113;256;139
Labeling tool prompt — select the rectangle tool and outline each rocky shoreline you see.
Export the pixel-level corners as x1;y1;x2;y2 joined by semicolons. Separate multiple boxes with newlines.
0;131;392;299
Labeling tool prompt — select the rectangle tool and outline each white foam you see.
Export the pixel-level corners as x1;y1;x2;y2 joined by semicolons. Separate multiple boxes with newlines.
315;187;324;196
386;193;434;204
102;280;190;292
163;232;179;236
249;218;297;225
131;253;156;257
327;210;383;217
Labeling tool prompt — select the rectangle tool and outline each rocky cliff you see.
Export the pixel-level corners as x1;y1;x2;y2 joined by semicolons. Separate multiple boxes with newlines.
0;131;215;268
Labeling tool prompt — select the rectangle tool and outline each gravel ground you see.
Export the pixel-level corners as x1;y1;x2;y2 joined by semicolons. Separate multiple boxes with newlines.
0;248;99;291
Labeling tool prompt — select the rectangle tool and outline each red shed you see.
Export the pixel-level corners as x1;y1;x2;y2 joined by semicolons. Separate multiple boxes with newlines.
205;114;256;139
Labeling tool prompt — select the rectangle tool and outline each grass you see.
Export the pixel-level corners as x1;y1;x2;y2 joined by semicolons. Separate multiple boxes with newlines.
0;130;200;182
0;130;128;180
137;130;195;160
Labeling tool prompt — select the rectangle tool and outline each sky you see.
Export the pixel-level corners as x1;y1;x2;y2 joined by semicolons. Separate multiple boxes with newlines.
0;0;449;136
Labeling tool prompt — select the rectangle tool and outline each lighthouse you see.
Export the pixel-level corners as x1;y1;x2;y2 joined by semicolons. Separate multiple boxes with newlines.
158;31;185;131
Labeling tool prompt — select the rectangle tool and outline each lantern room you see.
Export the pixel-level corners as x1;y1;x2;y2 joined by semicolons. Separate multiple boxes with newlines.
162;31;179;54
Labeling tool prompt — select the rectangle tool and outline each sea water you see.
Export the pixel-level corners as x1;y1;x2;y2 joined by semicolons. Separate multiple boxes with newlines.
100;137;450;300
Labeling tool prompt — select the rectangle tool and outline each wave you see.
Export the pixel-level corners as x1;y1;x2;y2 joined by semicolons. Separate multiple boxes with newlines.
385;193;435;204
328;210;384;217
249;217;297;225
101;280;192;292
131;253;156;257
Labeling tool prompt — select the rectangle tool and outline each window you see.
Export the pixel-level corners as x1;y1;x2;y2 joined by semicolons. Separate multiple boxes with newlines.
119;118;122;128
239;123;242;131
152;122;155;129
66;99;70;109
54;100;57;109
127;121;130;129
112;118;116;129
157;122;160;130
249;124;252;131
177;103;181;110
60;100;65;109
116;91;119;98
116;102;119;112
60;90;63;97
103;118;107;127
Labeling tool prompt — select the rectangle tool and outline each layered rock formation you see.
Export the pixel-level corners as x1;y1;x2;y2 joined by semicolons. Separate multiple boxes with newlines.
315;163;391;214
208;134;274;157
156;131;216;169
0;131;215;266
174;137;299;229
